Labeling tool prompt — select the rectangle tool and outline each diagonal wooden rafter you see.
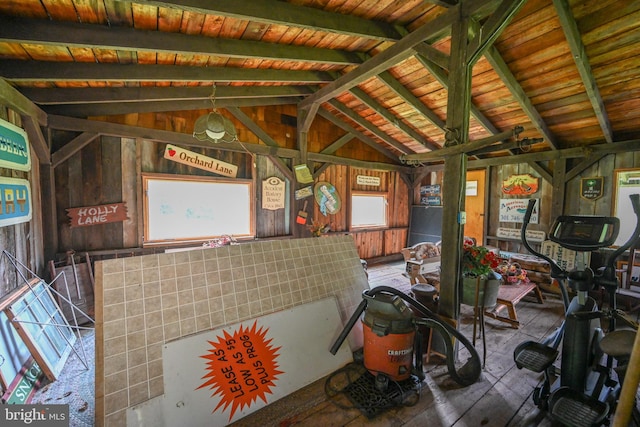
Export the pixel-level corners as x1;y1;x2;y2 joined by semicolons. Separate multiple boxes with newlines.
376;71;447;133
484;45;559;149
466;0;528;64
553;0;613;143
348;86;440;151
316;109;400;162
298;6;461;115
320;134;355;155
0;16;365;66
327;99;412;155
226;107;294;182
413;55;500;135
51;132;100;168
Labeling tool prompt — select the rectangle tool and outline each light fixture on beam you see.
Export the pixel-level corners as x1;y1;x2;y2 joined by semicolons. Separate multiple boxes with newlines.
193;85;238;143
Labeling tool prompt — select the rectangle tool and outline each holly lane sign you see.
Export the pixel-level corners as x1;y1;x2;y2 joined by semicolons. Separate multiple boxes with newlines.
66;202;128;227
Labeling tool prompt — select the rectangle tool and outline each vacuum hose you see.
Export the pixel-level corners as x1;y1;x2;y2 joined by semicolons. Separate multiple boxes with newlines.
330;286;482;387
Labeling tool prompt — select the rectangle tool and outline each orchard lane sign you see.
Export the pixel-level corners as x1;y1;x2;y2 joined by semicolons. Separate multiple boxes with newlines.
0;118;31;172
164;144;238;178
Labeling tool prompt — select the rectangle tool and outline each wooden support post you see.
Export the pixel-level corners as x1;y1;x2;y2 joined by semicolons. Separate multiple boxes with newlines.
438;5;471;321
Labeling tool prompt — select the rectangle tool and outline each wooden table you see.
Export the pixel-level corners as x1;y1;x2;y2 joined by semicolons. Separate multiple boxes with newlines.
484;281;544;328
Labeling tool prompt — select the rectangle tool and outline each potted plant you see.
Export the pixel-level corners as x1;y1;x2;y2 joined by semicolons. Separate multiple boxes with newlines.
461;238;502;307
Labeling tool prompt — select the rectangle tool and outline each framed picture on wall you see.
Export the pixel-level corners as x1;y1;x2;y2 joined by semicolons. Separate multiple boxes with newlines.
616;260;640;288
613;168;640;246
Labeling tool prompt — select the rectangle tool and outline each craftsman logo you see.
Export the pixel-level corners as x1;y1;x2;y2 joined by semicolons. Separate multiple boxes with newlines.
1;404;68;426
197;321;283;421
387;348;412;356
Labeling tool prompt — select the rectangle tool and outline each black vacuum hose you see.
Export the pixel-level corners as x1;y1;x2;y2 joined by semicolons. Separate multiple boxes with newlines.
330;286;482;387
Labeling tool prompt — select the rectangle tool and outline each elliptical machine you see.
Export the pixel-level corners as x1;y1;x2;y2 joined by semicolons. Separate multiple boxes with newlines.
514;195;640;426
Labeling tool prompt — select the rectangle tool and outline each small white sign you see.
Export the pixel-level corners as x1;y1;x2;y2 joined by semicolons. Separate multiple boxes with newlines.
497;227;546;242
499;198;539;223
262;177;286;210
356;175;380;186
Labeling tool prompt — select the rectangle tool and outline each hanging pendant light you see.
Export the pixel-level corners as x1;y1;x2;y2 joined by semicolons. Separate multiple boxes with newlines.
193;85;238;143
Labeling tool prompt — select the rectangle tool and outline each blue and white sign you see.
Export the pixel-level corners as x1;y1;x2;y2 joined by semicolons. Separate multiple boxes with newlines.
0;177;32;227
0;118;31;171
499;198;538;223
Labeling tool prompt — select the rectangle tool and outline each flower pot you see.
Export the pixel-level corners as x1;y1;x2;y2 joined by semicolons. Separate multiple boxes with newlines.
461;272;502;308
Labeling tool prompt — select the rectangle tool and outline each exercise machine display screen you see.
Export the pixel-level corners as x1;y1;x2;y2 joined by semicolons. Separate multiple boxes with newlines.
549;215;619;251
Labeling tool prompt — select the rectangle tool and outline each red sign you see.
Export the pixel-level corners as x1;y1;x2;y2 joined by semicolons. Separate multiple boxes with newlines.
66;202;128;227
501;174;539;195
197;321;282;420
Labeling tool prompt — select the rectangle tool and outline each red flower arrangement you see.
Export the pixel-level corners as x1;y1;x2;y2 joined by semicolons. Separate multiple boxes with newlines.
462;237;500;277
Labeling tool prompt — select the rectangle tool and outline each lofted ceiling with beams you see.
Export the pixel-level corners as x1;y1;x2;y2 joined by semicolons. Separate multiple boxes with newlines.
0;0;639;167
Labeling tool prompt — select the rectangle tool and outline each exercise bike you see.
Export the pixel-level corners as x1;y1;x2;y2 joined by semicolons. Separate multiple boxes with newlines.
514;195;640;426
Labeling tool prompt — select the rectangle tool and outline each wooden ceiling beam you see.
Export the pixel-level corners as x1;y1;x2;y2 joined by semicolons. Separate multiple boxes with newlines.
298;0;503;112
484;45;559;149
19;85;314;105
553;0;613;143
0;78;47;125
348;86;440;151
320;134;354;155
226;106;294;182
0;16;365;66
401;127;521;162
51;132;100;168
299;6;461;109
120;0;405;41
327;99;412;155
47;114;408;172
414;55;500;135
377;71;447;132
0;60;337;84
43;97;302;117
467;0;527;64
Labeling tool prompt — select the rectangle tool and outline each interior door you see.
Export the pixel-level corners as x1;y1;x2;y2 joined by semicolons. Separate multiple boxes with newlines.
464;169;486;245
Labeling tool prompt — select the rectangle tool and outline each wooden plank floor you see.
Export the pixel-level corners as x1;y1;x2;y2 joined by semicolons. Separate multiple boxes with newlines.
231;261;570;427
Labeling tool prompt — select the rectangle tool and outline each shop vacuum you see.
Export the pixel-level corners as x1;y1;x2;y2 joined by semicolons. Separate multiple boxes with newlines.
327;286;482;418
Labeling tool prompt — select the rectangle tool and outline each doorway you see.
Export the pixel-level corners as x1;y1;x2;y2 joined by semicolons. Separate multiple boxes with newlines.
464;169;486;245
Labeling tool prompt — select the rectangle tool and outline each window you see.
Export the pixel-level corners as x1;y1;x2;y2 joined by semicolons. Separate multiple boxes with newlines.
143;174;254;245
613;168;640;247
351;192;387;229
3;280;77;381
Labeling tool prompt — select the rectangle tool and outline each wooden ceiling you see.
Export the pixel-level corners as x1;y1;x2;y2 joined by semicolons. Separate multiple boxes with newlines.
0;0;639;167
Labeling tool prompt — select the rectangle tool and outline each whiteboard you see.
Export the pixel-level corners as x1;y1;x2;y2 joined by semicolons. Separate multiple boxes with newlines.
143;174;254;243
614;183;640;246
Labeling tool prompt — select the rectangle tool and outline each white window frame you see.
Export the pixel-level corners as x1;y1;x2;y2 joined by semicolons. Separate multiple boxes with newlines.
350;191;388;230
142;173;254;245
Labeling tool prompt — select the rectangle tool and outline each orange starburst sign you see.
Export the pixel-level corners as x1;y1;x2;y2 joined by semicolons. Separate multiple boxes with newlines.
197;321;283;420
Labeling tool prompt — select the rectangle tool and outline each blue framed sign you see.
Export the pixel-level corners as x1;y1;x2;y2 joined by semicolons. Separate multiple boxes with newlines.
0;177;32;227
0;118;31;171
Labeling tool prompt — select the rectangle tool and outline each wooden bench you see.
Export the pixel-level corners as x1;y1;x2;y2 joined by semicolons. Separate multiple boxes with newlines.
484;281;544;328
